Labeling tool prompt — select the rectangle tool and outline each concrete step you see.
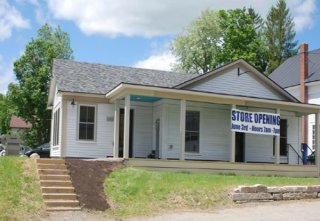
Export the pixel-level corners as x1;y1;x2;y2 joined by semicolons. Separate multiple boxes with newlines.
39;175;71;181
38;169;69;175
40;180;73;187
43;193;78;200
47;206;81;212
42;186;75;194
45;199;80;207
37;164;67;170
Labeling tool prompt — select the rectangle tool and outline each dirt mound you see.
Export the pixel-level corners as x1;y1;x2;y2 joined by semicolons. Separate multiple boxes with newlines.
66;160;124;211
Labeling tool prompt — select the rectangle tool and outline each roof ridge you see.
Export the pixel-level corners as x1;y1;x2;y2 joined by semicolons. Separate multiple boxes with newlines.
54;58;196;76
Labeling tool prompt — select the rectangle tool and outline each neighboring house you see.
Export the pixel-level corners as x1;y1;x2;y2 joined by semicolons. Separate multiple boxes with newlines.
9;115;31;133
269;43;319;152
48;58;320;167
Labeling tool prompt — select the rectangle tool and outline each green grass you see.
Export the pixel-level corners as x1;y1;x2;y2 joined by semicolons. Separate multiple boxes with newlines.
0;157;45;221
105;167;320;217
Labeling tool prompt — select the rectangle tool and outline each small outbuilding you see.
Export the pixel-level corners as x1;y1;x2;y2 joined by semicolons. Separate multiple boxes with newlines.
9;115;31;133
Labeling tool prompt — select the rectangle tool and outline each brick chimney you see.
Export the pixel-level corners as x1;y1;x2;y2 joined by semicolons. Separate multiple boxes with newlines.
300;43;308;144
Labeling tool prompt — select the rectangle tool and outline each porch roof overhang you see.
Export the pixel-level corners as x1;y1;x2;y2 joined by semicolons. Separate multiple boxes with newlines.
106;83;320;115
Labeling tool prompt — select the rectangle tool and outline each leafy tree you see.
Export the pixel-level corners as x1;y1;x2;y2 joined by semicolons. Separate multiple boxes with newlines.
172;10;223;74
0;93;14;134
172;8;268;74
8;24;73;147
264;0;298;74
248;7;264;33
218;8;268;72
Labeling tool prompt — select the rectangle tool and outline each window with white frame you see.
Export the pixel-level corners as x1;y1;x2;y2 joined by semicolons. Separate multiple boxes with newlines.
79;105;95;141
185;111;200;153
53;108;60;146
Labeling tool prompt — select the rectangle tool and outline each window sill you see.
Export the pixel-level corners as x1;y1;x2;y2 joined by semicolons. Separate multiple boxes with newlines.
271;156;288;159
185;152;201;156
77;140;97;144
52;146;59;150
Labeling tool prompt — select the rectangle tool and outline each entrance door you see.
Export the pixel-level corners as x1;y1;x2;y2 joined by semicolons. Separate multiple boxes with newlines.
119;109;134;158
155;119;160;159
235;132;245;162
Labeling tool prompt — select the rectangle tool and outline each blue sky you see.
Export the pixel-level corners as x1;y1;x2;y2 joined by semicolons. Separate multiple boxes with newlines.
0;0;319;94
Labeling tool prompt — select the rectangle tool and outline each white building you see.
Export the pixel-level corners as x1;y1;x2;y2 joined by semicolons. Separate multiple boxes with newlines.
48;58;320;176
270;43;319;153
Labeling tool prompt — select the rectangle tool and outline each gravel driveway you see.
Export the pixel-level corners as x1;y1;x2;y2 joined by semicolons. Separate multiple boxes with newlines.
42;199;320;221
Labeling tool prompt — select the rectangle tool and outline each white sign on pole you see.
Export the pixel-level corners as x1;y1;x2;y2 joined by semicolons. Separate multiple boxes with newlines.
231;109;280;136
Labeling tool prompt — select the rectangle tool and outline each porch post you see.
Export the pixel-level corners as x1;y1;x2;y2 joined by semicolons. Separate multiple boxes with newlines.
275;108;281;164
123;94;130;159
180;99;186;160
315;112;320;175
230;105;236;163
113;99;120;158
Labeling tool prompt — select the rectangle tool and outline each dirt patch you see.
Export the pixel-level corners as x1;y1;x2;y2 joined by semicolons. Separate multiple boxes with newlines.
66;160;124;211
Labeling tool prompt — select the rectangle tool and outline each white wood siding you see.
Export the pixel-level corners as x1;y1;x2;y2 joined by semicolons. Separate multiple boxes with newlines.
152;102;163;157
285;114;302;165
238;107;276;163
161;100;231;160
245;108;301;164
50;104;62;157
185;67;285;100
63;100;153;158
65;102;114;158
59;94;301;164
306;85;320;152
161;101;301;164
286;84;316;154
165;104;180;159
245;133;274;163
128;102;153;158
50;86;62;157
308;84;320;103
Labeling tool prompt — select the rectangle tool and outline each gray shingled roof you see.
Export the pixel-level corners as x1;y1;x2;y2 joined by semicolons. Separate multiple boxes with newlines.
53;59;199;94
269;49;320;88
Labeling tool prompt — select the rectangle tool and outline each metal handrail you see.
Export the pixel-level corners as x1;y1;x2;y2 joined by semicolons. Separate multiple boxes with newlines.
304;143;315;155
302;143;315;165
287;144;303;165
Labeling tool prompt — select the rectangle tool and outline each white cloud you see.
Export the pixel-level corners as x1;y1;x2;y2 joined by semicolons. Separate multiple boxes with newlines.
134;51;177;71
47;0;316;37
0;0;30;40
0;55;15;94
49;0;312;38
293;0;316;32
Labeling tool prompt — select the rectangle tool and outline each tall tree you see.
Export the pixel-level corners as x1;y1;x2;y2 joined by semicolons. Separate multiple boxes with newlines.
264;0;298;74
248;7;264;34
172;10;223;74
218;8;268;72
172;8;268;74
8;24;73;147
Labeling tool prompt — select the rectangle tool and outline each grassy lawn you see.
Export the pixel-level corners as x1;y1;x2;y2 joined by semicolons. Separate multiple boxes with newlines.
105;167;320;217
0;157;45;221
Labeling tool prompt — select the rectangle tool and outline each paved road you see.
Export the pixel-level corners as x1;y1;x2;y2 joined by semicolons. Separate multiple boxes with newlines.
43;200;320;221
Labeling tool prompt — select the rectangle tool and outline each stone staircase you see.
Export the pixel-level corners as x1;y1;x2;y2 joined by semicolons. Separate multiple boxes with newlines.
36;159;81;212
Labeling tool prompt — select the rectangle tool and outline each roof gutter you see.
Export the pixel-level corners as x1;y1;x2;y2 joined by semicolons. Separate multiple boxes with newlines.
59;91;106;98
106;83;320;115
